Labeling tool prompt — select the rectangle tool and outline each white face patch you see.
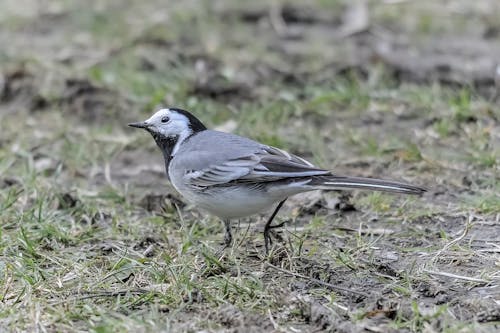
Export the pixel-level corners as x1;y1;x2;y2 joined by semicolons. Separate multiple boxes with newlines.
145;108;193;155
145;109;191;138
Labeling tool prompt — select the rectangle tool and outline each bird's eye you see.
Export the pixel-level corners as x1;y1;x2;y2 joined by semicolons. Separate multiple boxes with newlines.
161;116;170;123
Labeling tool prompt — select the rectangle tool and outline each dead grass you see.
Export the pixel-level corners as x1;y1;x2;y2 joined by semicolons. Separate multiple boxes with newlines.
0;0;499;332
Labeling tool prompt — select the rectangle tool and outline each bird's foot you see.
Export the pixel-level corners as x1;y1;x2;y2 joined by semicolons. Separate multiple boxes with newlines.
263;220;288;254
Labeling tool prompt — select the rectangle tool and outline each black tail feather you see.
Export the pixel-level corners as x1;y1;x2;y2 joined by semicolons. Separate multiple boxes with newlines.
310;175;427;195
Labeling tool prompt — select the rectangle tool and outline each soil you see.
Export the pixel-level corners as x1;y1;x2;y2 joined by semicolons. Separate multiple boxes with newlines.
0;1;499;332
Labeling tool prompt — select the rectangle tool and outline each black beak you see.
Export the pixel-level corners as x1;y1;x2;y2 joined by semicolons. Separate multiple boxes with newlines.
128;121;149;129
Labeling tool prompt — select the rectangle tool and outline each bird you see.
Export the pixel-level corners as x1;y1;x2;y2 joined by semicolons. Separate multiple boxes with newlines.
129;108;426;253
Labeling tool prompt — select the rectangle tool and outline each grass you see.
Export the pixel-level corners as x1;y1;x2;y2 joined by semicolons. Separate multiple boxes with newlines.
1;0;499;332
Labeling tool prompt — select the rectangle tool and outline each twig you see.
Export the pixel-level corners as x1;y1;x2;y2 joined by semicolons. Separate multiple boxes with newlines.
268;309;280;331
269;4;287;36
265;263;370;297
235;219;252;249
423;270;490;284
76;289;150;300
477;248;500;253
50;289;151;305
323;296;349;312
432;213;473;263
330;226;395;235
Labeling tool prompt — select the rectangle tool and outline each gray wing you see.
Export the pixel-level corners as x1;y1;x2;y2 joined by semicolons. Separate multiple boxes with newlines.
184;145;329;188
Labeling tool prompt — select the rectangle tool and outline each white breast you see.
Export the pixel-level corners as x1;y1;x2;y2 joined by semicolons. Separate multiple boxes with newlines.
171;182;282;219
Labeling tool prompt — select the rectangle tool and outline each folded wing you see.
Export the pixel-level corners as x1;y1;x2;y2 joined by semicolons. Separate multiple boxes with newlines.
184;146;329;188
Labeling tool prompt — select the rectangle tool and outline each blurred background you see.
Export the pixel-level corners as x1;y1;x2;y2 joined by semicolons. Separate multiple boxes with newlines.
1;0;498;189
0;0;499;332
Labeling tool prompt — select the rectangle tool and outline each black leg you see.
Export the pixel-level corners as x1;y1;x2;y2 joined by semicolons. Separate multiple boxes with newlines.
264;199;287;254
223;219;232;247
215;219;232;257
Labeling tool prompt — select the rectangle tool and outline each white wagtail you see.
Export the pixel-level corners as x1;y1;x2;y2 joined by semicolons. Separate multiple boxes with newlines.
129;108;426;253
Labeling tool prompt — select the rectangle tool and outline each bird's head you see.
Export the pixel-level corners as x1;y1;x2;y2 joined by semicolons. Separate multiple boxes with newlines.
128;108;206;139
129;108;207;159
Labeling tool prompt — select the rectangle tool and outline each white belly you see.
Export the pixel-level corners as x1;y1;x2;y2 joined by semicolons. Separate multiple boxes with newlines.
176;185;284;219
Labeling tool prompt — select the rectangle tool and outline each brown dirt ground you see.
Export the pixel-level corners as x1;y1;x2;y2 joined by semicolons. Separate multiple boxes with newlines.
0;1;499;332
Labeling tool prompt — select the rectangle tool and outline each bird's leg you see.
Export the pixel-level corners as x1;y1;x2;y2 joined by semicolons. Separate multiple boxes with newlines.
223;219;232;247
263;199;287;254
215;219;232;257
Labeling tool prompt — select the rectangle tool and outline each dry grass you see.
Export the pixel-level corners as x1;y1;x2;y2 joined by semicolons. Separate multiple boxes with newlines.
0;0;499;332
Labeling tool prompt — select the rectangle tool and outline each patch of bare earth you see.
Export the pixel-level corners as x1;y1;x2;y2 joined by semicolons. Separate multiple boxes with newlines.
0;0;499;332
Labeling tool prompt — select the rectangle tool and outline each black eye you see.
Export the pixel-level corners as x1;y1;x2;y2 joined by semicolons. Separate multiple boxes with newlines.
161;116;170;123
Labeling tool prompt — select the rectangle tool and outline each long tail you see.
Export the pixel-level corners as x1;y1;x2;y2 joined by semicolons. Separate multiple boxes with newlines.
310;175;427;195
